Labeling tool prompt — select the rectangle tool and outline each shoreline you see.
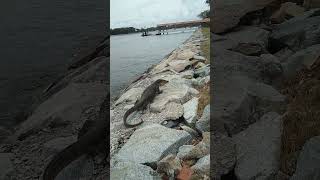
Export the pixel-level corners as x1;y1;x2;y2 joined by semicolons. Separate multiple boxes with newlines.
110;29;197;104
110;28;211;179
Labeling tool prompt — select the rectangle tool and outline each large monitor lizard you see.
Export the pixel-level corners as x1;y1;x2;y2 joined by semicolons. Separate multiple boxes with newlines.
123;79;168;128
42;93;109;180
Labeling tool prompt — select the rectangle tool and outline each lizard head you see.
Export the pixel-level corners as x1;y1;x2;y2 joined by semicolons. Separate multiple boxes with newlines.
155;79;169;86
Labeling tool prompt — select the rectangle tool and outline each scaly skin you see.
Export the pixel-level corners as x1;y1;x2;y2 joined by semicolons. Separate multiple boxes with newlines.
42;94;109;180
123;79;168;128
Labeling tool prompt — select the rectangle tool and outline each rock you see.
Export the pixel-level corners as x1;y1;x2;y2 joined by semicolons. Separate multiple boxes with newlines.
191;155;210;178
111;161;160;180
195;104;210;133
211;0;276;33
114;124;192;165
270;10;320;51
282;44;320;79
68;36;107;70
0;153;13;179
180;125;200;138
233;112;282;180
192;55;206;62
176;49;195;60
161;102;184;120
183;97;199;125
150;82;194;112
179;132;209;160
259;54;283;83
195;62;206;69
14;82;106;141
43;136;77;154
290;136;320;180
71;57;107;83
177;145;194;159
303;0;320;9
211;133;236;178
0;127;11;143
115;87;144;105
247;82;286;114
197;76;210;87
194;65;210;78
55;155;94;180
157;154;182;178
43;57;107;99
215;26;270;51
270;2;305;24
274;47;294;62
179;70;194;79
230;42;264;56
168;60;191;72
211;75;256;135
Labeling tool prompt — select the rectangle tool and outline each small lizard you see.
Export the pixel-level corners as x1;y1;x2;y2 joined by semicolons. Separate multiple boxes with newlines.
123;79;168;128
42;94;109;180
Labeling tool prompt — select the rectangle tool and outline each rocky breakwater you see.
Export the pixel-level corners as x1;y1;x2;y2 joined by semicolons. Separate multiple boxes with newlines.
211;0;320;179
0;36;109;179
110;29;211;179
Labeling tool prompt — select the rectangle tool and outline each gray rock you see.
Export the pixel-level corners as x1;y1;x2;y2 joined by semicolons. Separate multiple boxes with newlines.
211;75;256;135
194;65;210;78
161;102;184;120
195;104;210;133
14;82;106;141
183;97;199;125
168;60;191;72
150;82;194;112
55;155;94;180
233;112;282;180
211;133;236;178
114;124;192;165
282;44;320;79
179;70;194;79
259;54;283;83
211;0;276;33
179;132;209;160
43;136;77;154
191;155;210;178
115;87;144;105
192;55;206;62
177;145;194;159
230;42;264;56
156;154;182;178
0;127;11;143
270;10;320;51
0;153;13;179
303;0;320;9
176;49;195;60
290;136;320;180
111;161;161;180
274;47;294;63
247;82;286;115
270;2;305;24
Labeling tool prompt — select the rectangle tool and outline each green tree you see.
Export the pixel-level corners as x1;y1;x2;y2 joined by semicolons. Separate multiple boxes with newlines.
198;0;210;19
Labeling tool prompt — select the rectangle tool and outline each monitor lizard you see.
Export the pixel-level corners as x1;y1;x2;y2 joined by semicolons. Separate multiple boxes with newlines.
123;79;168;128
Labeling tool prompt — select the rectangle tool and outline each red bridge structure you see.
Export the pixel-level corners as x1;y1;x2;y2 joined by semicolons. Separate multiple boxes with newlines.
156;18;210;35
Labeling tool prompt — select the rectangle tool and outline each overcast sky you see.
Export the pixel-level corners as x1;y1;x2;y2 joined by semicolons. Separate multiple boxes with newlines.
111;0;209;28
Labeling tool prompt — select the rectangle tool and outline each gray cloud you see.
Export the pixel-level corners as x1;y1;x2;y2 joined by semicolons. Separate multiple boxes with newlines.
111;0;209;28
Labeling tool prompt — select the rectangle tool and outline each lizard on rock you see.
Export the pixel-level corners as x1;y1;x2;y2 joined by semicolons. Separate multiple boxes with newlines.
42;93;109;180
123;79;168;128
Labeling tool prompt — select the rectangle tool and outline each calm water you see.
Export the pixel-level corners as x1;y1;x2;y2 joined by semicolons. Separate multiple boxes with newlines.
110;29;196;100
0;0;107;127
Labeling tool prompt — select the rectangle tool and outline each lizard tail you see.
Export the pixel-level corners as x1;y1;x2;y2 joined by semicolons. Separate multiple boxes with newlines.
123;107;143;128
42;141;86;180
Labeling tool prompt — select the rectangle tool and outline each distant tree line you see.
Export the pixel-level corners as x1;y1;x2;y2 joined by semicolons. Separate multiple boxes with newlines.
110;27;159;35
198;0;211;19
